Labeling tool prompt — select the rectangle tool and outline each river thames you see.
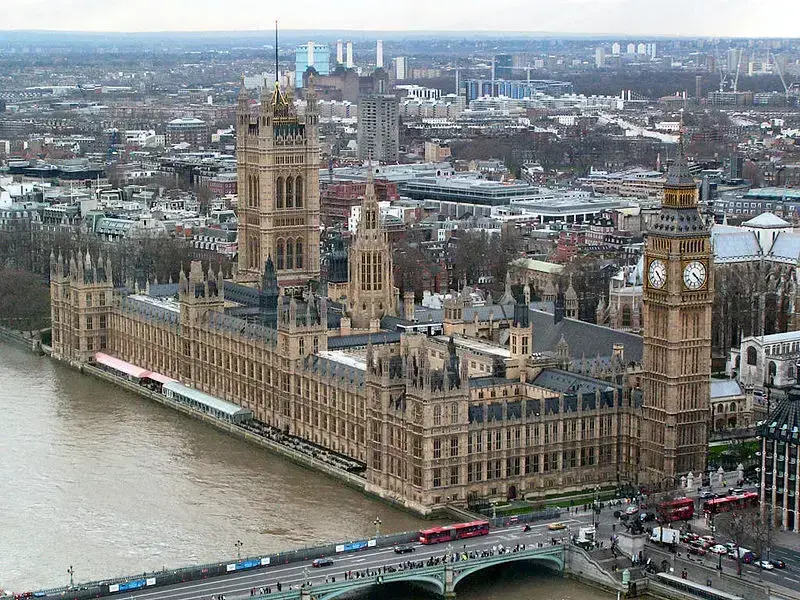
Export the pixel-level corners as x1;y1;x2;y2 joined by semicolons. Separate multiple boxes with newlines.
0;342;611;600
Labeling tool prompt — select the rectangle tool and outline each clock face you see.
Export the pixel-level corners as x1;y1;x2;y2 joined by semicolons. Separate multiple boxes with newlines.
683;260;707;290
648;259;667;289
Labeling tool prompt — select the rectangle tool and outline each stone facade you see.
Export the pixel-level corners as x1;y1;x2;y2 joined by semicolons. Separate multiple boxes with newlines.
641;129;714;484
47;81;710;515
235;81;321;291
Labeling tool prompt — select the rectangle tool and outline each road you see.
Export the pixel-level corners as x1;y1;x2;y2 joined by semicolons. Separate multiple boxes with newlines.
109;517;590;600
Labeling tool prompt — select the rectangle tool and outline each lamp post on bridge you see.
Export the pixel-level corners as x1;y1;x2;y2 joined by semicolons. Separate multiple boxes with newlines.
374;516;382;538
234;539;243;561
67;565;74;588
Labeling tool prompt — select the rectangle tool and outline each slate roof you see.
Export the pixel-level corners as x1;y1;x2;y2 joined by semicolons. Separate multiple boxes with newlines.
767;232;800;263
529;309;643;363
327;331;402;349
711;231;762;263
710;379;744;399
532;368;617;395
743;212;790;228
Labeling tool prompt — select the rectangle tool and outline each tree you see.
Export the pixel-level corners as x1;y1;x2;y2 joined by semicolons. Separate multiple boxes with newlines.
0;269;50;335
714;508;767;576
449;230;489;287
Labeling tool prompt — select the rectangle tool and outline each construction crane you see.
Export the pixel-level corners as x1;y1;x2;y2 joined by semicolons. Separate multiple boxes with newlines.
770;50;791;104
716;52;728;93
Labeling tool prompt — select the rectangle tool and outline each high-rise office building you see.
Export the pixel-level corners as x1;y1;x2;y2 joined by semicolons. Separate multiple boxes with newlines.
627;43;636;55
346;41;354;68
612;42;621;56
495;54;513;79
376;40;384;69
357;94;399;164
294;42;330;88
395;56;407;80
695;75;703;100
595;46;606;68
336;40;343;64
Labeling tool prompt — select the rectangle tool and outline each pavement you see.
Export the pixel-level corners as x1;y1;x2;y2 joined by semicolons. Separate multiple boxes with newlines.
110;516;593;600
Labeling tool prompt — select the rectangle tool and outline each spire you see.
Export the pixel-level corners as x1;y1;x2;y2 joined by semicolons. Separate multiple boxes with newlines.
238;73;249;103
666;109;694;186
566;274;578;300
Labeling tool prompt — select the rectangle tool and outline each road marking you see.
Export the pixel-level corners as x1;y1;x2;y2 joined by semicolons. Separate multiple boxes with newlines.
784;576;800;583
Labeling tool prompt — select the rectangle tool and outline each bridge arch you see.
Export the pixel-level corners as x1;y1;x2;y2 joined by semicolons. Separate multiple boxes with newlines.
314;574;445;600
452;552;564;590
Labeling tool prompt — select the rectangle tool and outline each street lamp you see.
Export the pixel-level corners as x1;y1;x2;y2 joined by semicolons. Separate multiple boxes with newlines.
67;565;74;588
234;539;243;561
593;485;600;528
374;516;382;538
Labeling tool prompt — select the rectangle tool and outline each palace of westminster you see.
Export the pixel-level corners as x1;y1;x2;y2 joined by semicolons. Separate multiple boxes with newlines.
48;81;715;514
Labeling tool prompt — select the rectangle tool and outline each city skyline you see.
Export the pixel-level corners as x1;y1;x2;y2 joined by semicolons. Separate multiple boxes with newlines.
4;0;799;37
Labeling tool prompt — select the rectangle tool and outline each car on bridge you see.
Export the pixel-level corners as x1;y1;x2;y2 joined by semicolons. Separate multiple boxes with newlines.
758;560;774;570
394;544;415;554
312;558;334;567
547;522;567;531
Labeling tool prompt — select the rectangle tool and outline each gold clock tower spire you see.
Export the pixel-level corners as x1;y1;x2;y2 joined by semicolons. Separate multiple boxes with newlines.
641;116;713;484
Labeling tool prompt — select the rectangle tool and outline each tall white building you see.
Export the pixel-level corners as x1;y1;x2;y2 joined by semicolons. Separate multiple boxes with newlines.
395;56;407;80
346;41;354;68
626;43;636;55
612;42;621;56
595;46;606;68
637;43;646;55
336;40;344;64
376;40;384;69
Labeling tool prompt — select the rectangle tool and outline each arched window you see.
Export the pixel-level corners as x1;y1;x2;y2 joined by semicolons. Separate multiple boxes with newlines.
769;361;777;380
254;175;259;206
716;404;723;414
295;176;303;207
276;177;284;209
286;239;294;269
621;305;631;327
746;346;757;366
285;177;294;208
276;239;285;270
729;402;737;413
295;239;304;269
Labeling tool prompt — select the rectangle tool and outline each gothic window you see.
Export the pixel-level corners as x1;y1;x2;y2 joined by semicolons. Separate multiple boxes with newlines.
286;240;294;269
276;177;284;209
729;402;737;413
622;305;631;327
295;176;303;208
285;177;294;208
746;346;757;366
295;239;304;269
769;361;777;382
433;405;442;426
276;239;285;270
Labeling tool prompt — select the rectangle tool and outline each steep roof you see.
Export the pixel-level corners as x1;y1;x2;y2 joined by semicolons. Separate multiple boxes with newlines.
530;309;643;363
759;386;800;445
711;231;762;263
767;231;800;263
710;379;744;399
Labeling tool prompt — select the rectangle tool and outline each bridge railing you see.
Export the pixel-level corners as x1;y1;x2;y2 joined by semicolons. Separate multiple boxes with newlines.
32;530;418;600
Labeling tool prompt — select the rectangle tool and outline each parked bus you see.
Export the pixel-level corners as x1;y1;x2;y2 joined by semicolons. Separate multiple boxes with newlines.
702;492;758;515
419;520;490;544
657;497;695;522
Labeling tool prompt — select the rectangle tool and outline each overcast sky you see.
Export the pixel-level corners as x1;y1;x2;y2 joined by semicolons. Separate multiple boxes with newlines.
4;0;799;37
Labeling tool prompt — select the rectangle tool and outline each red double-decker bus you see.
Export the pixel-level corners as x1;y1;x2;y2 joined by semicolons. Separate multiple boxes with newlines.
419;520;490;544
658;497;695;522
702;492;758;515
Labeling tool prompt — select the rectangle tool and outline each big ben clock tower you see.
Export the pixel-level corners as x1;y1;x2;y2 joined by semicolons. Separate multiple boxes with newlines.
641;122;712;485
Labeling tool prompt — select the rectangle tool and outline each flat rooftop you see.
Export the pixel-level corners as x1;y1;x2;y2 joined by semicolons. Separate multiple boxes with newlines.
317;350;367;371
